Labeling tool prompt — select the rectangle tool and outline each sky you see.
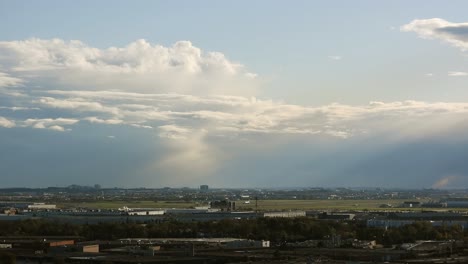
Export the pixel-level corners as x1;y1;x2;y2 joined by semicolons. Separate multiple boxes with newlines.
1;1;468;188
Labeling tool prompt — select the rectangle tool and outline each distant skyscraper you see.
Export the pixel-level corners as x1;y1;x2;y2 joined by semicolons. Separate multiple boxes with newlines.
200;185;209;191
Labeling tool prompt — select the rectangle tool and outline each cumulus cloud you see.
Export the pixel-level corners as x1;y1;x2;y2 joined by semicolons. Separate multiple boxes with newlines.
0;116;15;128
401;18;468;50
0;38;259;95
3;37;468;186
0;38;235;73
21;118;79;131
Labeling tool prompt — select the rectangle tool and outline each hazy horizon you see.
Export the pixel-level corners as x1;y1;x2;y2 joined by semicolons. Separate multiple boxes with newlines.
2;1;468;188
0;184;465;190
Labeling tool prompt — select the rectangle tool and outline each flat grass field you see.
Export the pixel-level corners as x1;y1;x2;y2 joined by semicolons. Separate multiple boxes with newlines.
236;199;428;211
58;199;441;211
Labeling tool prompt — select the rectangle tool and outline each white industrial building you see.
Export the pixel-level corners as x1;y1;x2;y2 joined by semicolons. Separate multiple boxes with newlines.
27;203;57;209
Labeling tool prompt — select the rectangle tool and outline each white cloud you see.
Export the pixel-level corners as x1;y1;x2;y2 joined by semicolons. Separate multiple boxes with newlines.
324;130;350;139
158;125;192;140
4;89;468;184
0;72;23;87
48;125;67;132
22;118;79;131
401;18;468;51
0;106;40;111
36;97;119;115
0;38;259;96
0;116;15;128
130;124;153;129
0;89;27;97
4;37;468;185
84;116;123;125
18;89;468;139
448;71;468;76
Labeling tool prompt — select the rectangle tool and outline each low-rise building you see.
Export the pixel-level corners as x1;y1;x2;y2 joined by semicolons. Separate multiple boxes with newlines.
318;212;355;220
263;211;306;218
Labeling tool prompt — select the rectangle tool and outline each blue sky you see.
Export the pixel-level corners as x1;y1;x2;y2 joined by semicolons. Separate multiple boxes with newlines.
1;1;468;188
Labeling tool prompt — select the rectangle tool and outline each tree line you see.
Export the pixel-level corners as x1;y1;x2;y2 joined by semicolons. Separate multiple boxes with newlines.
0;218;465;246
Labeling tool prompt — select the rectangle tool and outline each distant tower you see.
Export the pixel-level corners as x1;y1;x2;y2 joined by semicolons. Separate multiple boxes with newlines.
200;185;209;191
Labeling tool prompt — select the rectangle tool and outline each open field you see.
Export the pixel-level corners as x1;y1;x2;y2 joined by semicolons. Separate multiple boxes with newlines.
236;199;433;211
54;199;449;211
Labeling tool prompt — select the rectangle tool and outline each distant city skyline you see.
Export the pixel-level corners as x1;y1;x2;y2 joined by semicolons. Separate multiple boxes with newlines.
1;1;468;188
